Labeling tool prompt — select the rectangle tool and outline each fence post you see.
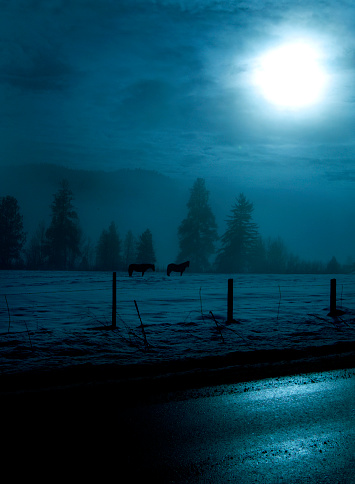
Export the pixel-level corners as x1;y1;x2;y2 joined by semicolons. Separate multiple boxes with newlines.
227;278;233;323
330;278;336;315
112;272;117;328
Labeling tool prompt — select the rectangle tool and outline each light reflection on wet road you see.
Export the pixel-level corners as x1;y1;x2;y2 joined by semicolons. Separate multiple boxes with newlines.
120;369;355;482
3;368;354;483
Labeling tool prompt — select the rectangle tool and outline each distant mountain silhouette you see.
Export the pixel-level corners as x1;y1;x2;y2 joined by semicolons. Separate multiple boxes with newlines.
0;163;188;266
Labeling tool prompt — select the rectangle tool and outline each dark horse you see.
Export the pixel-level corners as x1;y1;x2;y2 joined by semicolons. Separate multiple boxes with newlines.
167;260;190;276
128;263;155;277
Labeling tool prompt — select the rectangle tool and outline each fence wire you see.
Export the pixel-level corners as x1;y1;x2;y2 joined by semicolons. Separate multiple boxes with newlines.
1;272;355;332
1;272;355;376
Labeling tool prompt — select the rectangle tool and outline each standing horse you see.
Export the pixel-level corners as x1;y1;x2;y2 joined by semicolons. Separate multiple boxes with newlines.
128;263;155;277
167;260;190;276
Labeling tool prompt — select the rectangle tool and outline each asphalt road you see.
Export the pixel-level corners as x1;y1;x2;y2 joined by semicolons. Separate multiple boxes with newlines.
4;368;355;483
118;369;355;483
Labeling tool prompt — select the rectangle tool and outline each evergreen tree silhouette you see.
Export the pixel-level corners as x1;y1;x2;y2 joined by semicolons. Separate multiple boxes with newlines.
0;196;26;268
177;178;218;272
96;221;122;270
216;193;259;273
45;180;81;269
136;229;156;264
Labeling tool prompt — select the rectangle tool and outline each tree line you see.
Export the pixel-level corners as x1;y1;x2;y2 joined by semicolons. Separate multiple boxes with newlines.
0;177;352;273
0;180;155;271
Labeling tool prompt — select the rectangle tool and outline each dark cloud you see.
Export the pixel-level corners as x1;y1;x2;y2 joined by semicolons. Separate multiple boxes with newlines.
1;47;74;91
114;80;177;129
325;169;355;182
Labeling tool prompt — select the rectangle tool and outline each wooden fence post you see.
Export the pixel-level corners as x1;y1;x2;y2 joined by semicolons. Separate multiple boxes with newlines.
227;278;233;323
330;278;336;315
112;272;117;328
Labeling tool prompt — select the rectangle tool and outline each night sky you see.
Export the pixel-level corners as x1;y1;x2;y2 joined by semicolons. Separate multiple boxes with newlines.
1;0;355;263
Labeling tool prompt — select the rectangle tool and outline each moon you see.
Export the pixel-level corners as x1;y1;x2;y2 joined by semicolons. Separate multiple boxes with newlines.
254;42;327;108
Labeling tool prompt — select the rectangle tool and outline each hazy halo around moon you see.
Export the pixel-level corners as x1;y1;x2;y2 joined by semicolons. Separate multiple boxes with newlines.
253;41;327;109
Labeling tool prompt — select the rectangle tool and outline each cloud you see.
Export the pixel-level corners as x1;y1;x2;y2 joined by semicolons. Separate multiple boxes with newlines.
325;169;355;182
1;0;355;182
0;47;74;91
113;80;177;130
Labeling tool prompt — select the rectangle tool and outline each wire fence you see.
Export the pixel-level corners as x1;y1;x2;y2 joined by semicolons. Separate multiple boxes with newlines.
1;272;355;376
1;272;355;333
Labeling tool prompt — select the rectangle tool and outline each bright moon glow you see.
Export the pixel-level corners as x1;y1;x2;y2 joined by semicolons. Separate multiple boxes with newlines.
254;42;326;108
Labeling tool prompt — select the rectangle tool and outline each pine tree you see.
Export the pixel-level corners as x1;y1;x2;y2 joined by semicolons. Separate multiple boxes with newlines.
0;195;26;268
45;180;81;270
123;230;136;267
79;237;95;271
96;221;122;270
249;236;267;273
177;178;218;272
216;193;259;273
136;229;156;264
326;255;341;274
26;221;47;269
265;236;289;273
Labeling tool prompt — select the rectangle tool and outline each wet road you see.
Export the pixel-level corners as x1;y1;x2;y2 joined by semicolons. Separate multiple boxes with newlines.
119;369;355;483
4;368;354;483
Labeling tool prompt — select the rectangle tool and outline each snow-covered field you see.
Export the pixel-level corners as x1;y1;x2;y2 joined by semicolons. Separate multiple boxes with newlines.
1;270;354;375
